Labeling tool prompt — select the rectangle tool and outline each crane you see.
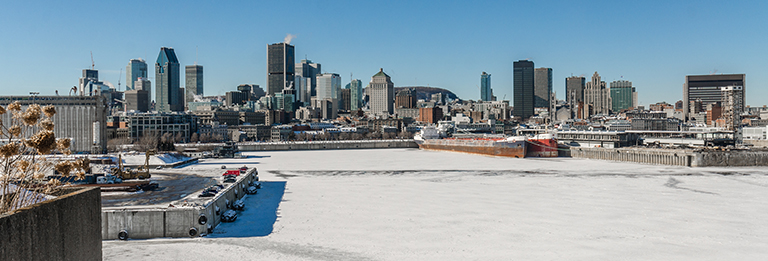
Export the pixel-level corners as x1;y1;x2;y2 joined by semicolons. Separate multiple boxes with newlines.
90;51;95;69
114;98;128;113
118;68;122;91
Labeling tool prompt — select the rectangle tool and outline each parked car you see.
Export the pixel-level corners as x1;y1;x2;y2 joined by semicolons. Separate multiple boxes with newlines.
247;181;261;189
198;190;216;198
232;199;245;210
246;186;258;194
223;175;237;183
221;165;227;169
221;210;237;222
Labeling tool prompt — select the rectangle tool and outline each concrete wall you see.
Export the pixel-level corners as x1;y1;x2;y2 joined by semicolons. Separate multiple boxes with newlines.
693;151;768;167
0;187;102;261
237;140;418;151
102;169;258;240
745;139;768;148
571;147;694;167
571;147;768;167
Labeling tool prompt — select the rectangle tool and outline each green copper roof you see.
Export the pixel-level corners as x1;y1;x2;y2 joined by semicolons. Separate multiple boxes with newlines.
373;68;389;78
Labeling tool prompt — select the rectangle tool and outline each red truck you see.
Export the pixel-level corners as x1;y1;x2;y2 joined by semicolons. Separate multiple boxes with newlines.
223;170;240;176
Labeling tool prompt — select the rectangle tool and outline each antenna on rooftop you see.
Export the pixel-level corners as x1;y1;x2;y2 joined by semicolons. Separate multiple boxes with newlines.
90;51;95;69
118;68;122;91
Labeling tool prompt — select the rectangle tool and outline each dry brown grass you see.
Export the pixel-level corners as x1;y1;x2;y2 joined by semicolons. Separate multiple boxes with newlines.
0;104;88;213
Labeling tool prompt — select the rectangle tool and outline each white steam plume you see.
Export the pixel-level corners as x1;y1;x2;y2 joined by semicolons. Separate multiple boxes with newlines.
284;34;297;44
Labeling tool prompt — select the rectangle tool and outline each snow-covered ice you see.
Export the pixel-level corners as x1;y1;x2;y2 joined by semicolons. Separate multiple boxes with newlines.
103;148;768;260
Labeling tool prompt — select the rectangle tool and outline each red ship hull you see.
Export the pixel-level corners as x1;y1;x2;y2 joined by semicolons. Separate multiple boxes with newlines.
526;138;558;157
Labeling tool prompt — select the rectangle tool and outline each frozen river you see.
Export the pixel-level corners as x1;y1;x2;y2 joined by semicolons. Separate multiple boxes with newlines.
103;148;768;260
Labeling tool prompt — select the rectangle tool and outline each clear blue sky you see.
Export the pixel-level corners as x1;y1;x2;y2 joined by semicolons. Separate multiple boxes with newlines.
1;0;767;107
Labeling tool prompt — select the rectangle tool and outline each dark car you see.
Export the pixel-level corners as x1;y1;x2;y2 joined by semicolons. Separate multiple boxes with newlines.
198;190;216;198
248;181;261;189
223;175;237;183
246;186;258;194
231;199;245;210
221;209;237;222
205;185;221;193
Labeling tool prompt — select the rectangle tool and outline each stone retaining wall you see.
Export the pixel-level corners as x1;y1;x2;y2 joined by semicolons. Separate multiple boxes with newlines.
0;187;102;261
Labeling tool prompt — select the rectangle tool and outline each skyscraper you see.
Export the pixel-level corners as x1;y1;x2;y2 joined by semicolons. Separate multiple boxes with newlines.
295;59;321;97
155;47;182;112
340;88;351;111
683;74;745;121
349;79;363;111
185;65;203;110
583;72;611;117
316;73;341;100
534;67;552;108
134;77;152;106
480;72;492;101
267;43;295;96
79;69;99;95
565;76;586;105
395;88;417;108
126;59;148;91
609;80;636;112
368;68;394;116
513;60;534;119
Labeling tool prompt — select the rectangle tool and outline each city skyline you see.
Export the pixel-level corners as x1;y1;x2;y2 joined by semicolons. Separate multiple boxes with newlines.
1;1;766;107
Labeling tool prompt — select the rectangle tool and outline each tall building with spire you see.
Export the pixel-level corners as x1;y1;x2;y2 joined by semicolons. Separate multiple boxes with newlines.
126;59;148;91
513;60;534;119
480;72;492;101
267;43;295;96
368;68;394;116
583;72;611;118
185;65;203;110
155;47;182;112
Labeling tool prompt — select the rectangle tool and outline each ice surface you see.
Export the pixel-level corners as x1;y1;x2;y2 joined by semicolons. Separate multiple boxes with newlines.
103;148;768;260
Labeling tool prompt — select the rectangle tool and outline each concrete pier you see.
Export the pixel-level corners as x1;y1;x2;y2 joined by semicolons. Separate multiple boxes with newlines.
570;147;694;166
237;139;418;151
101;169;258;240
570;147;768;167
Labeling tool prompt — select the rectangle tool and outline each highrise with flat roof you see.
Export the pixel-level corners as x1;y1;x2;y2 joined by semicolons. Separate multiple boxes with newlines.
566;76;585;105
185;65;203;110
683;74;745;121
155;47;182;112
295;59;321;97
349;79;363;111
126;59;147;91
480;72;492;101
513;60;534;119
79;69;99;95
534;67;552;108
267;43;295;96
316;73;341;101
610;80;636;112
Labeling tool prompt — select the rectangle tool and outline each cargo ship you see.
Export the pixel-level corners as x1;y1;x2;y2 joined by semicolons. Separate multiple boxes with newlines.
414;127;528;158
526;134;558;157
